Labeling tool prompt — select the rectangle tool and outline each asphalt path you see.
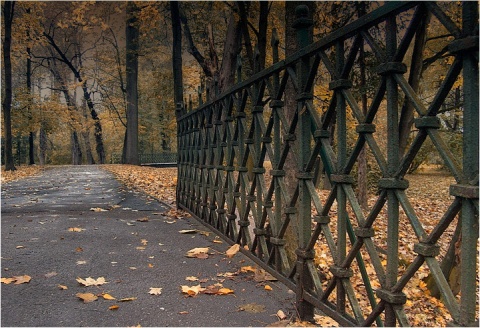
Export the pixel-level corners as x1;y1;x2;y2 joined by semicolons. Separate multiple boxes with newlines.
1;165;295;327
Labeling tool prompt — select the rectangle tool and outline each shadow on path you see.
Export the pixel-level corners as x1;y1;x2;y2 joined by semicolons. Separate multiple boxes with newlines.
1;165;294;327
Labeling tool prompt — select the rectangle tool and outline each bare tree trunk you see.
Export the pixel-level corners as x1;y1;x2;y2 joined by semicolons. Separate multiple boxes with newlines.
71;131;82;165
2;1;16;171
38;126;47;165
124;1;139;165
171;1;185;120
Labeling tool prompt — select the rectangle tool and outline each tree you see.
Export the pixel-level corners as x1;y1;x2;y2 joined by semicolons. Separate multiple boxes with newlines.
124;1;139;165
2;0;16;171
171;1;184;119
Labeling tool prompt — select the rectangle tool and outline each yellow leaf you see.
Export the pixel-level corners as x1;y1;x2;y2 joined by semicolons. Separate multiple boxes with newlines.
181;284;205;296
218;287;235;295
185;276;198;281
240;266;256;273
148;263;154;268
109;305;119;310
76;276;107;286
58;284;68;290
213;240;223;244
1;277;16;284
149;287;162;295
141;239;148;246
264;285;273;291
179;229;197;234
185;247;209;258
68;227;85;232
118;297;137;302
13;275;31;284
226;244;240;258
102;293;116;300
277;310;287;320
76;293;98;303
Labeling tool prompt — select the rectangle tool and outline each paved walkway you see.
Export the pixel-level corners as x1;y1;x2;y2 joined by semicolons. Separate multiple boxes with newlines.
1;166;294;327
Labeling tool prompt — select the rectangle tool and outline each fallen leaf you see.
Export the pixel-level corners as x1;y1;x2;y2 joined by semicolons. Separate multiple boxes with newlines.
181;284;205;296
58;284;68;290
218;287;235;295
90;207;107;212
68;227;85;232
240;266;256;273
185;247;209;258
16;245;25;249
75;247;83;252
213;240;223;244
148;263;154;268
149;287;162;295
277;310;287;320
179;229;197;234
137;217;149;222
264;285;273;291
102;293;116;300
109;305;120;310
226;244;240;258
185;276;199;281
77;276;108;286
1;277;16;284
136;247;146;251
76;260;87;265
118;297;137;302
178;311;189;315
13;275;31;284
238;303;266;313
198;231;211;236
76;292;98;303
45;271;57;278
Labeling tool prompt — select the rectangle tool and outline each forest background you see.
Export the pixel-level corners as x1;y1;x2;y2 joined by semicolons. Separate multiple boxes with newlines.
1;1;463;170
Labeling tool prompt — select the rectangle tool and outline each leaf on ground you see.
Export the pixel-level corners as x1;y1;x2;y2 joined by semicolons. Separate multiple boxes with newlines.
68;227;85;232
102;293;116;300
109;305;119;310
179;229;197;234
77;260;87;265
314;315;339;327
198;231;211;236
149;287;162;295
264;285;273;291
1;277;16;284
16;245;25;249
76;293;98;303
240;266;256;273
185;276;199;281
77;276;108;286
13;275;31;284
276;310;287;320
213;239;223;244
90;207;107;212
217;272;236;278
238;303;266;313
118;297;137;302
178;311;189;315
140;239;148;246
75;247;83;252
45;271;57;278
185;247;209;259
254;269;278;282
58;284;68;290
181;284;205;296
226;244;240;258
136;217;149;222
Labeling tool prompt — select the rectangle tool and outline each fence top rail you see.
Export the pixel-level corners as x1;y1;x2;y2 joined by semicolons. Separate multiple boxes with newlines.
178;1;417;122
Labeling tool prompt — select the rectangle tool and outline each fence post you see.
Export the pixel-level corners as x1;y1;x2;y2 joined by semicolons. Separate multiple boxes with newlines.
293;5;315;322
459;2;479;326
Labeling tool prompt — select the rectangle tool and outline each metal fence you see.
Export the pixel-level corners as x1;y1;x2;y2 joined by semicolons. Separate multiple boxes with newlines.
176;2;478;326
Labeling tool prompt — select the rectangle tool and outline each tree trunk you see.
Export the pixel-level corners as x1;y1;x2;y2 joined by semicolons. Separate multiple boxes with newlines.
38;126;47;165
71;131;83;165
171;0;185;120
2;1;16;171
124;1;139;165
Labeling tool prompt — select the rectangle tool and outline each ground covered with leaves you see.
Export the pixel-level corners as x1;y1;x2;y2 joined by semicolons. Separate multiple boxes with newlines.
1;165;46;184
3;164;476;326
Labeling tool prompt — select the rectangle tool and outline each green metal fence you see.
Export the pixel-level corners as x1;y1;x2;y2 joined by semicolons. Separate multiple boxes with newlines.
176;2;478;326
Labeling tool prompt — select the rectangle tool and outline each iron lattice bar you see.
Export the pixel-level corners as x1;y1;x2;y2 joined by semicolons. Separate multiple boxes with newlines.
176;2;478;326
